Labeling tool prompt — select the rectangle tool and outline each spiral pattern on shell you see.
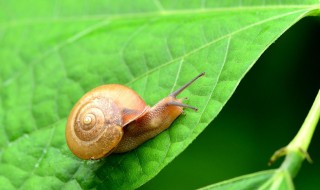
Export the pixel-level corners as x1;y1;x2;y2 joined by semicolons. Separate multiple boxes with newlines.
74;98;120;142
66;96;124;159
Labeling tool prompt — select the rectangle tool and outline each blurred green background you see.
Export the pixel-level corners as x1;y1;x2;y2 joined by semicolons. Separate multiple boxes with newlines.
140;17;320;190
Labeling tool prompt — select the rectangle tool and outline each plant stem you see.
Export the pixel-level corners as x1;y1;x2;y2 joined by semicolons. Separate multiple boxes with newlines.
288;90;320;151
280;90;320;177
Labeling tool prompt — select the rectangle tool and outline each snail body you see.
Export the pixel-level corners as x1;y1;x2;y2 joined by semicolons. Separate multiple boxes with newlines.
66;72;205;160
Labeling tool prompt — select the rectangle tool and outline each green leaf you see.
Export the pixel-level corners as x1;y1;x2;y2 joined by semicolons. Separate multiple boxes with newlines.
198;169;294;190
0;1;319;189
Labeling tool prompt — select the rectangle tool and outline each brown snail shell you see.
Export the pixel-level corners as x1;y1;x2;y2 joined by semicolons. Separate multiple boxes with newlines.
66;84;148;160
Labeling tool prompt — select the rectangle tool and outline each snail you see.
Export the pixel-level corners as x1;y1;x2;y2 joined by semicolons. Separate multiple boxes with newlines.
66;72;205;160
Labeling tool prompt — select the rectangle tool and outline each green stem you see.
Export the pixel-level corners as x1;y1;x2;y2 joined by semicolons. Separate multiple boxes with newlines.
280;90;320;177
288;90;320;150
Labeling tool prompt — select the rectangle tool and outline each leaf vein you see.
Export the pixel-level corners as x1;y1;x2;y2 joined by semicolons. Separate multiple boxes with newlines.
126;8;307;86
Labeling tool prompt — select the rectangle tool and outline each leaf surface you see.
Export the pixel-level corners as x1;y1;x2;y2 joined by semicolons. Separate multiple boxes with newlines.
0;1;319;189
198;169;294;190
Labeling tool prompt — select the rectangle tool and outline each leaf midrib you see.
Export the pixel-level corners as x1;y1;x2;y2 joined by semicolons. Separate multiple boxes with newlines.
0;5;316;28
